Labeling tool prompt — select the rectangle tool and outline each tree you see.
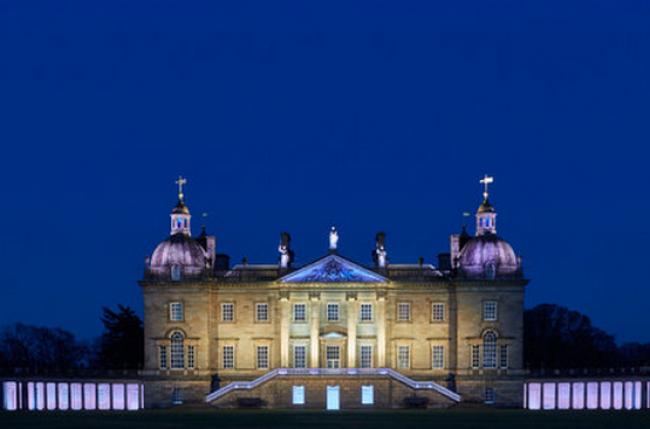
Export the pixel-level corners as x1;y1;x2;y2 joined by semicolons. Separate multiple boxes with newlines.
524;304;618;370
0;323;87;374
92;305;144;370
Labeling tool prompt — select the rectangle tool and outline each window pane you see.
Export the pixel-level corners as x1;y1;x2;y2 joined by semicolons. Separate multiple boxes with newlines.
222;303;234;321
292;386;305;405
360;304;373;321
360;345;373;368
361;385;374;405
397;303;410;321
432;345;444;369
327;304;339;321
170;332;184;369
257;346;269;369
432;303;445;321
294;346;306;368
293;304;306;321
256;303;268;321
223;346;235;369
483;332;497;368
397;346;410;369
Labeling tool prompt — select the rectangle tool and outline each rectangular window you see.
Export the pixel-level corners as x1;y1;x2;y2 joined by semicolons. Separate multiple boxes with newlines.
471;345;480;369
397;346;410;369
360;345;373;368
187;345;195;369
292;386;305;405
222;303;234;322
432;345;444;369
485;387;495;404
397;303;411;321
431;303;445;321
169;302;184;321
159;346;167;369
361;385;374;405
499;345;508;369
257;346;269;369
483;301;498;321
293;345;306;368
256;303;269;322
293;304;306;322
326;346;340;369
360;304;373;321
222;346;234;369
327;303;339;322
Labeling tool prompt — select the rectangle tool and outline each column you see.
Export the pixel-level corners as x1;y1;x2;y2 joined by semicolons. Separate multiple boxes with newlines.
376;292;386;367
279;293;290;368
347;294;357;368
310;294;320;368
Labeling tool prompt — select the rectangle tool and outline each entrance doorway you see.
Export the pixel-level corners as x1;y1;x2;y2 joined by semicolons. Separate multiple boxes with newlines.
326;385;340;410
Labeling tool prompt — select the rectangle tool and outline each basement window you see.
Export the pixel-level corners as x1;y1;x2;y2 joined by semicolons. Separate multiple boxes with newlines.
292;386;305;405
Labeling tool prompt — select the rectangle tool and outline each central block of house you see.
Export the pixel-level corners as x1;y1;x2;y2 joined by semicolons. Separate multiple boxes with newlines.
139;177;528;409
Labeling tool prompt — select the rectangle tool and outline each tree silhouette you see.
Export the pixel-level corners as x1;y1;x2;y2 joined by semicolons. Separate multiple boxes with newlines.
92;305;144;370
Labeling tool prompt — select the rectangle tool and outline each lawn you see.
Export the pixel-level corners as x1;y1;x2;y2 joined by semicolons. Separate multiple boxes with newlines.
1;408;649;429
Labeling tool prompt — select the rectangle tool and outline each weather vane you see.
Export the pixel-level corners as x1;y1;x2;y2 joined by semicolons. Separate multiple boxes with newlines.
175;176;187;201
479;174;494;200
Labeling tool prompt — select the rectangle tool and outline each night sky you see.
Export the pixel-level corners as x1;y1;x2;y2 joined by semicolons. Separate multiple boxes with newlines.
1;2;649;342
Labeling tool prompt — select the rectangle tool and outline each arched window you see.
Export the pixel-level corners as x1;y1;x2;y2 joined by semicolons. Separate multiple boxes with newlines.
170;331;185;369
483;331;497;368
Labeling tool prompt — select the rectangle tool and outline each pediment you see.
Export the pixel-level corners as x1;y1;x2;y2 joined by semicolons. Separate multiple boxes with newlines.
279;254;388;284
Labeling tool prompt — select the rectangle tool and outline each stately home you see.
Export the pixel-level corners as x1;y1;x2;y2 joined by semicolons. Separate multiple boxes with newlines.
139;176;527;409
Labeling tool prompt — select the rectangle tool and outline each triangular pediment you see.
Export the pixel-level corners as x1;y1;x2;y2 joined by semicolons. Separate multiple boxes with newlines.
279;254;388;283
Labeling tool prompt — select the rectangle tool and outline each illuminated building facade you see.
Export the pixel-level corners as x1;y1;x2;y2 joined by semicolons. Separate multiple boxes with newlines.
139;176;527;408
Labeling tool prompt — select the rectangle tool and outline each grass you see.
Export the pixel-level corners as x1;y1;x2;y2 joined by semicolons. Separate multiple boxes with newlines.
1;408;649;429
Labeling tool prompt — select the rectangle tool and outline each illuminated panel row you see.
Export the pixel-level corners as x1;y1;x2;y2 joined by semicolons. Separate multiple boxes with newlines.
525;381;646;410
2;381;143;411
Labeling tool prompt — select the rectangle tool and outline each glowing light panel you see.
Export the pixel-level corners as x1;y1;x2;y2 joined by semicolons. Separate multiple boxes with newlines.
58;383;69;410
127;384;140;410
112;384;125;410
527;383;541;410
84;383;96;410
586;382;598;409
557;383;570;409
600;382;611;409
70;383;82;410
613;382;623;409
572;382;585;409
98;384;111;410
3;382;17;411
543;383;556;409
46;383;57;410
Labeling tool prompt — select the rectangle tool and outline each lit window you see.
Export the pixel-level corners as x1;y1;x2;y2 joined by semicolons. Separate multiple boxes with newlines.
483;301;497;321
483;331;497;369
432;345;444;369
257;346;269;369
326;346;340;369
360;345;373;368
397;346;410;369
256;303;269;322
485;387;495;404
171;265;182;281
187;345;195;369
159;346;168;369
432;303;445;321
327;303;339;322
169;302;183;321
222;346;235;369
361;385;374;405
360;304;373;321
499;345;508;369
293;304;306;322
397;303;411;321
170;332;185;369
222;303;234;322
471;345;480;369
293;345;306;368
292;386;305;405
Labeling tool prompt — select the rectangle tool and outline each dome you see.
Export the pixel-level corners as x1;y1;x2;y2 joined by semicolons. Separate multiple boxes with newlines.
458;233;520;279
172;200;190;215
149;233;206;277
477;198;495;214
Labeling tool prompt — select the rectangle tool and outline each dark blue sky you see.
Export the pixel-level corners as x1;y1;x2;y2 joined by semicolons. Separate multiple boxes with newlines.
1;2;649;342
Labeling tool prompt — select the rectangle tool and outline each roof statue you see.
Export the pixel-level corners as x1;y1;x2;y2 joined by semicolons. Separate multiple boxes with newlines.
329;226;339;251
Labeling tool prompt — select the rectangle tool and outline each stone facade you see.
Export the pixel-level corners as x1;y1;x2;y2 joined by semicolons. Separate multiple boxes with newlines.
139;178;528;409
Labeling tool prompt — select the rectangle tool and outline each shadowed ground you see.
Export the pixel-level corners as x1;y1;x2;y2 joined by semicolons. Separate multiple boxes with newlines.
1;408;649;429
